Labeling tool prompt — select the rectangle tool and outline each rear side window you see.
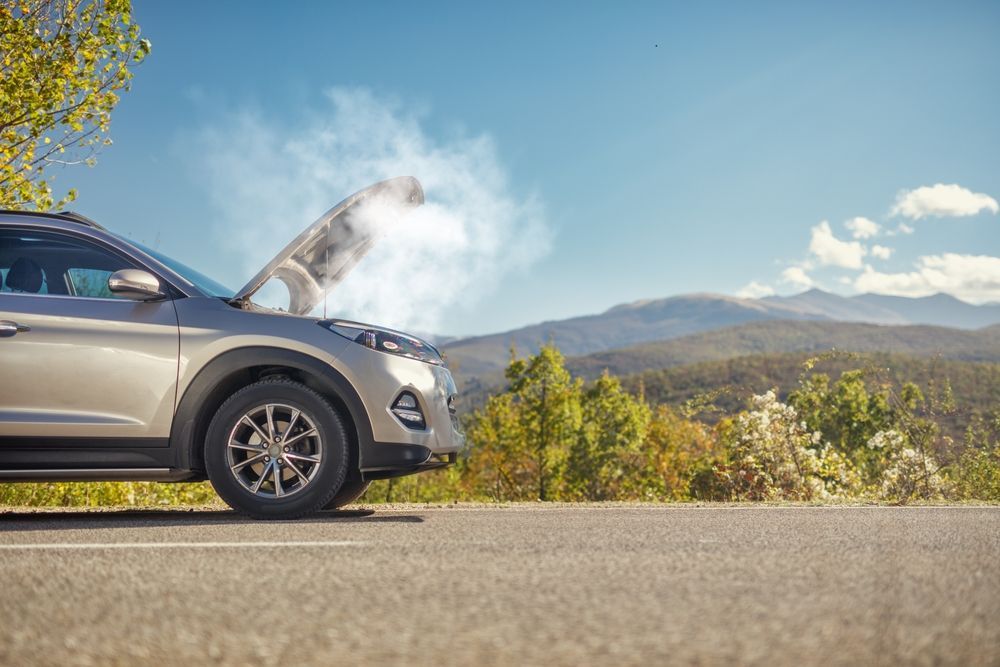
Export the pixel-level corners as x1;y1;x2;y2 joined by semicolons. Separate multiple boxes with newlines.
0;229;138;299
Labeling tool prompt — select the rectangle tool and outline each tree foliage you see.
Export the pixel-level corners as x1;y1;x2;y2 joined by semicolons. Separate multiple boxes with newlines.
568;372;651;500
644;404;720;500
461;345;584;500
950;415;1000;501
0;0;150;210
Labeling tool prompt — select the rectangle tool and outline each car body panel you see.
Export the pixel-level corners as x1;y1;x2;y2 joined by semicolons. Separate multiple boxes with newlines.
0;251;180;441
173;296;350;404
330;338;462;452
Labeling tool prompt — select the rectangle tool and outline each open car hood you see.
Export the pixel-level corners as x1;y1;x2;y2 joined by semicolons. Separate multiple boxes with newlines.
233;176;424;315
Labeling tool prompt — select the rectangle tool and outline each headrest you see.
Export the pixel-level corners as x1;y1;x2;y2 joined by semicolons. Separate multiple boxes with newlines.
5;257;43;293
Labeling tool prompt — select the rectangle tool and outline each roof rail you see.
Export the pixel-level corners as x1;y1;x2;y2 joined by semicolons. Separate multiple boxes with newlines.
0;209;106;231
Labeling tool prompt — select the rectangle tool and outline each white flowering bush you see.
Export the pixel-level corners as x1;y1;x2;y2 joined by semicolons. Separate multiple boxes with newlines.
866;429;905;452
867;429;945;502
719;391;843;500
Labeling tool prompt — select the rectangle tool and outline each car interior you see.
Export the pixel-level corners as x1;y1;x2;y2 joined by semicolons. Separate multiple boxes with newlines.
0;232;136;299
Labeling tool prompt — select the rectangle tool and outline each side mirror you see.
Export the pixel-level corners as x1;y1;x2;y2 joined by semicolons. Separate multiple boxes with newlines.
108;269;166;301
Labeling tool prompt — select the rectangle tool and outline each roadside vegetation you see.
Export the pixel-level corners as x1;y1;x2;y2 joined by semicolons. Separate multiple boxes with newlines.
4;343;998;508
369;345;1000;504
619;351;1000;442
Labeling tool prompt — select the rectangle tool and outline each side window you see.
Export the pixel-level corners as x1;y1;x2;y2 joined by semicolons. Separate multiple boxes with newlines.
66;268;117;298
0;229;137;299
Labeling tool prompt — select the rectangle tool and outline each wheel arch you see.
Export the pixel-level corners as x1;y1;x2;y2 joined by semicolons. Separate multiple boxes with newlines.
169;347;372;476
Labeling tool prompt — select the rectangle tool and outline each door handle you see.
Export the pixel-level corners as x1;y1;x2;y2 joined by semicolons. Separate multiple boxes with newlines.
0;320;30;337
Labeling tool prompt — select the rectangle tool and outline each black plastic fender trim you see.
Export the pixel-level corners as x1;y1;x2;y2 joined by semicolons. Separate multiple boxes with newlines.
169;346;374;473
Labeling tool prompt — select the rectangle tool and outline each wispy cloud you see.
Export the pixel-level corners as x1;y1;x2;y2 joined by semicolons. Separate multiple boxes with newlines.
736;281;775;298
853;254;1000;303
891;183;999;220
781;266;813;289
844;216;880;239
886;221;914;236
870;244;893;260
809;221;866;269
191;88;551;333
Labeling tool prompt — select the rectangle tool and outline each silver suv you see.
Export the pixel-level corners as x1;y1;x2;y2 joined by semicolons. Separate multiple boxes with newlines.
0;177;463;519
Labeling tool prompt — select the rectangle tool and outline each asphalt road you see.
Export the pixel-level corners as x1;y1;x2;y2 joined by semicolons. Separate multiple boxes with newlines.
0;505;997;666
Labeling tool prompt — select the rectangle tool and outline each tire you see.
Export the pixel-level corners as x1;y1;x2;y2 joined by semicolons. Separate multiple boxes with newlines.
205;377;349;520
323;478;372;510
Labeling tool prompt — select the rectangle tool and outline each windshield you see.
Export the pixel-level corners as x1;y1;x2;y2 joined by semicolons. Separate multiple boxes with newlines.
124;238;234;298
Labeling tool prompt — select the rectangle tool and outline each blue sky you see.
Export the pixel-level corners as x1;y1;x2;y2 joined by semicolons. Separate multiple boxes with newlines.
61;1;1000;335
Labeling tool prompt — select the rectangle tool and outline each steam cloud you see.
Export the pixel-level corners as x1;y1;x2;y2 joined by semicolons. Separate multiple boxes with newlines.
194;88;551;334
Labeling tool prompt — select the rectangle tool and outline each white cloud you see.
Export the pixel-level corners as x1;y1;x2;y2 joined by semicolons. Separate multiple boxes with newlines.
853;253;1000;303
736;281;775;298
809;221;867;269
781;266;814;289
844;216;880;239
870;245;893;260
891;183;999;220
191;88;551;333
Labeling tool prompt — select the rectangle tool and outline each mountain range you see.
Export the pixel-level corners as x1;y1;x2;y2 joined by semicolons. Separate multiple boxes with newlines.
565;320;1000;380
441;290;1000;382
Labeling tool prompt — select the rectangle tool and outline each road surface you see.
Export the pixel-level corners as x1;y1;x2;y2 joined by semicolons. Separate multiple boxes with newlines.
1;505;997;666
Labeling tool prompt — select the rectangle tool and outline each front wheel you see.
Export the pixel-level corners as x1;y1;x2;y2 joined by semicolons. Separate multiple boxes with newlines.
323;478;372;510
205;378;349;519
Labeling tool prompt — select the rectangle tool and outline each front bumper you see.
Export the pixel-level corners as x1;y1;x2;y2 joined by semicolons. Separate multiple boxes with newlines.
360;444;457;480
329;339;465;476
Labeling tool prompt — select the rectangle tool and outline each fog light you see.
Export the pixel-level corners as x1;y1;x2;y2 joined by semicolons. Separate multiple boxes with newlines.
391;392;425;430
395;393;417;410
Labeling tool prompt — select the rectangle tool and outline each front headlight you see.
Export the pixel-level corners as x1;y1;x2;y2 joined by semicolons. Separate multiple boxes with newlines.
320;320;445;366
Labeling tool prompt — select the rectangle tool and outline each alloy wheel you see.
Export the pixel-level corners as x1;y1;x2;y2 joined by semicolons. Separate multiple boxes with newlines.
226;403;323;498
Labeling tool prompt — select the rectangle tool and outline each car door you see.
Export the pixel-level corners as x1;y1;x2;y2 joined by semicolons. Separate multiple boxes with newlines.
0;227;180;448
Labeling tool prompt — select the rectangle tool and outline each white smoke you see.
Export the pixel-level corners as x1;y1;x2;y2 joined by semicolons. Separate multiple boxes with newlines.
193;88;550;333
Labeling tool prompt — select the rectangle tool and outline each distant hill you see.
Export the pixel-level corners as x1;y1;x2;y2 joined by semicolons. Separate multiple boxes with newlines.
454;320;1000;414
442;290;1000;380
620;351;1000;412
761;289;906;324
443;293;818;378
853;293;1000;330
566;320;1000;379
